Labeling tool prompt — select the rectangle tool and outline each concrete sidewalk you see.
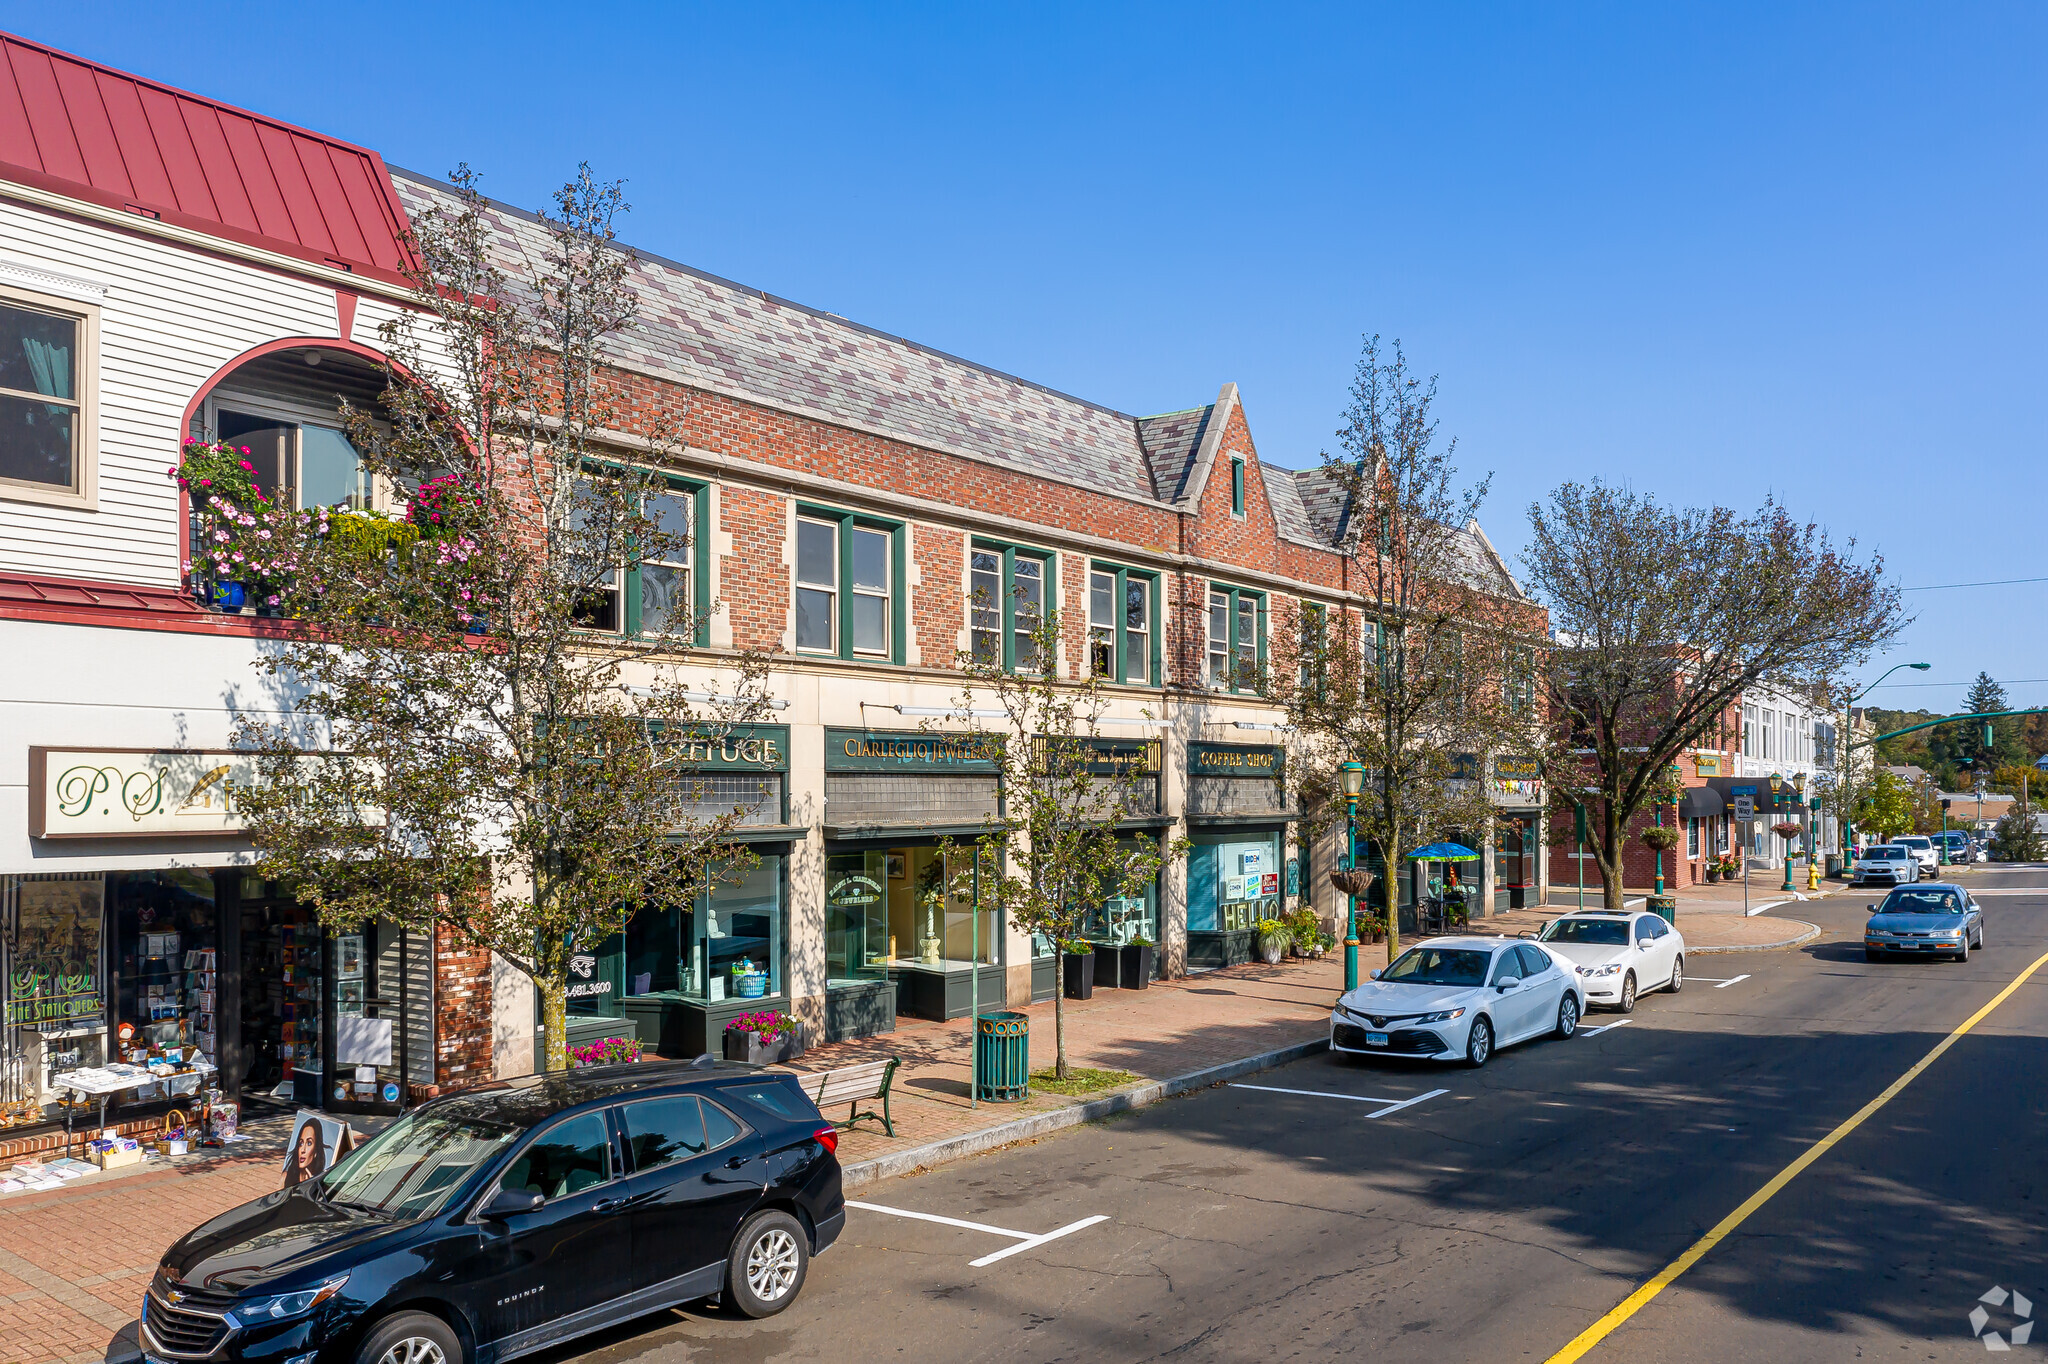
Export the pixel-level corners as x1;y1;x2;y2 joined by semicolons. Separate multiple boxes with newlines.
0;957;1345;1364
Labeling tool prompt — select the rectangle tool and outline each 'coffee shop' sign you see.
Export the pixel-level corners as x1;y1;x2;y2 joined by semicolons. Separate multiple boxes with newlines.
1187;742;1284;778
28;747;377;839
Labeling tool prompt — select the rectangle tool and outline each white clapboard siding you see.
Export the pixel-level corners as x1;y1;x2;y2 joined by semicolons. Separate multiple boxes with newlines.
0;196;451;587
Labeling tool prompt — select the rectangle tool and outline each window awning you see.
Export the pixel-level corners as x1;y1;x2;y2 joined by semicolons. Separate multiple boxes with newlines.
1680;787;1726;818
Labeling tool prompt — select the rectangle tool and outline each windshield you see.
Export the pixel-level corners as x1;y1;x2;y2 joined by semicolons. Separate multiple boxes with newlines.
1878;889;1962;915
1896;838;1930;848
1539;918;1630;946
1380;947;1492;986
1865;847;1904;858
318;1105;520;1219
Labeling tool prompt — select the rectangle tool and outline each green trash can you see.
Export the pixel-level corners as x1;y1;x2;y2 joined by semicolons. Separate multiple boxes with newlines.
975;1011;1030;1102
1647;894;1677;925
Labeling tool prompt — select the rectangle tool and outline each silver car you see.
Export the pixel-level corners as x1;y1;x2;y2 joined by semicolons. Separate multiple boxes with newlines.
1852;845;1918;887
1864;883;1984;962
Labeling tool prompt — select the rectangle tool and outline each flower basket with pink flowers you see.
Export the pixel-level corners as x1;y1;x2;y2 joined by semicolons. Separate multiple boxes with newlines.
723;1010;806;1065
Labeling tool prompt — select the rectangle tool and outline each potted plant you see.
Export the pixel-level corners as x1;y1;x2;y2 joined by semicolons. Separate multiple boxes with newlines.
1061;939;1096;999
722;1010;805;1065
1704;860;1721;883
1641;824;1682;853
1118;935;1155;989
1254;918;1292;965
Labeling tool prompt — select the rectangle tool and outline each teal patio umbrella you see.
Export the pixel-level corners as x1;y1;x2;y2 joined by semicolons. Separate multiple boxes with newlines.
1407;842;1480;860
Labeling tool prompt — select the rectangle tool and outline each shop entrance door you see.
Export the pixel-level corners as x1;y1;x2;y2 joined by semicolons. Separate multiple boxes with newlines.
322;922;420;1116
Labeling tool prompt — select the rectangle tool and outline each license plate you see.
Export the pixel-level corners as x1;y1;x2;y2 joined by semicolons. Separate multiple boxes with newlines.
145;1355;175;1364
1365;1032;1389;1047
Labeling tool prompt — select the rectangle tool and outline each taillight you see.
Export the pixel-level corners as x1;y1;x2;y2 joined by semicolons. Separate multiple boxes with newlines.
813;1125;839;1155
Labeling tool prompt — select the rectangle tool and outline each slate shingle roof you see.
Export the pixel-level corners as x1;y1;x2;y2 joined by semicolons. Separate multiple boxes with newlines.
391;170;1161;503
1135;405;1213;502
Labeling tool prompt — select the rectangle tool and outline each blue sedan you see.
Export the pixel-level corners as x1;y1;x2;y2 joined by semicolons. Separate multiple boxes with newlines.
1863;883;1984;963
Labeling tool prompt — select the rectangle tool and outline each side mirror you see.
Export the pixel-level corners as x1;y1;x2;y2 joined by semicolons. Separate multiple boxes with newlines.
1368;968;1382;980
1496;976;1521;992
1865;904;1875;912
480;1189;543;1221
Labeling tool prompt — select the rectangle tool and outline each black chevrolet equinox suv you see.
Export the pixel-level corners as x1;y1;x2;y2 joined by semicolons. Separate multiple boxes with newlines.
140;1059;845;1364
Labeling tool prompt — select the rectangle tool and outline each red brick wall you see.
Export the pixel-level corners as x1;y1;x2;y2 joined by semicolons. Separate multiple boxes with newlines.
433;926;493;1091
912;524;965;668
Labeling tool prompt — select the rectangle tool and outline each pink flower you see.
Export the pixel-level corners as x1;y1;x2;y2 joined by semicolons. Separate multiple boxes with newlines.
239;461;254;472
266;595;280;606
198;478;212;487
240;447;251;455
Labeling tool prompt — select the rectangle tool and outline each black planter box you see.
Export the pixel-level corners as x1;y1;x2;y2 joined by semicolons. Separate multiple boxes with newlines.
1062;951;1095;1000
1092;942;1123;988
1118;942;1156;988
722;1020;806;1066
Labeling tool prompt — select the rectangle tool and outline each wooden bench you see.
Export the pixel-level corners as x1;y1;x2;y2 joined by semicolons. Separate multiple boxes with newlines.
796;1057;898;1138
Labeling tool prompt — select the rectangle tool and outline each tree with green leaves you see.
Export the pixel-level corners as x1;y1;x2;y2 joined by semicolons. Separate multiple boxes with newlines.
1989;799;2045;862
1853;769;1915;841
945;604;1183;1081
1523;483;1907;908
217;167;772;1070
1274;336;1537;961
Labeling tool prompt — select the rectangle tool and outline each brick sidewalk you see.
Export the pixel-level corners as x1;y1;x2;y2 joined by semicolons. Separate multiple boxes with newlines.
0;958;1342;1364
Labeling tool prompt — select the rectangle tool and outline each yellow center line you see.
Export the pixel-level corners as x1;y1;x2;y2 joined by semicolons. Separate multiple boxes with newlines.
1546;947;2048;1364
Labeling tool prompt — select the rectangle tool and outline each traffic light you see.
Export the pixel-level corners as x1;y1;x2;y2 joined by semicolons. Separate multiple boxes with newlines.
1942;798;1952;811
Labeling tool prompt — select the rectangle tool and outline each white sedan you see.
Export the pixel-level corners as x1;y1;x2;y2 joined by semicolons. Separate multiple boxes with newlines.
1534;911;1685;1012
1329;937;1587;1067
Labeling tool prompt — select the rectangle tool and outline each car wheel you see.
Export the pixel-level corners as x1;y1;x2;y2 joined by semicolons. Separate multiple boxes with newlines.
1668;955;1684;993
726;1208;809;1319
1463;1015;1494;1067
1554;993;1579;1039
1616;972;1637;1013
356;1312;461;1364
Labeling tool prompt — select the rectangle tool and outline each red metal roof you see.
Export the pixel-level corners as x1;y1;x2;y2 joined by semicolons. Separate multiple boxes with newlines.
0;31;416;285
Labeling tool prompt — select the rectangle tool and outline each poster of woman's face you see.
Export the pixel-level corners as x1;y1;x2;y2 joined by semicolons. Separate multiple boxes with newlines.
282;1111;347;1189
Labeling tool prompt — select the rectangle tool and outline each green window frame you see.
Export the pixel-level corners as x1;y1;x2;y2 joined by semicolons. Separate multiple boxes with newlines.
572;470;712;646
795;504;906;664
1229;456;1245;516
1298;600;1327;699
1086;561;1161;687
970;539;1055;673
1206;583;1267;692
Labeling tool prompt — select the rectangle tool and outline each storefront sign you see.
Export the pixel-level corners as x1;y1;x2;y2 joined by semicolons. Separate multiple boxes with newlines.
1033;736;1161;776
657;723;791;771
825;728;1002;773
1187;742;1283;778
27;748;375;839
1694;754;1723;777
1494;755;1542;781
5;879;103;1027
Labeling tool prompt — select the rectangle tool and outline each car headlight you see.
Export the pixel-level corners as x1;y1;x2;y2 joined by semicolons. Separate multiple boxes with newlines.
1576;963;1622;977
225;1276;348;1328
1414;1008;1466;1024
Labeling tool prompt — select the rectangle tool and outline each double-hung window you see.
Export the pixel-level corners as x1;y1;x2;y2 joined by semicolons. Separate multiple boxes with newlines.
0;286;97;508
796;508;901;661
1207;584;1266;692
968;541;1053;672
1087;563;1157;685
1504;645;1535;715
1297;601;1327;700
571;475;708;641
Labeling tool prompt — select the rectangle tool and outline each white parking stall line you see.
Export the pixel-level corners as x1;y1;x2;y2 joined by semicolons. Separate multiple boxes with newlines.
1229;1082;1448;1118
1712;973;1751;989
846;1200;1110;1269
1579;1018;1633;1037
967;1217;1111;1267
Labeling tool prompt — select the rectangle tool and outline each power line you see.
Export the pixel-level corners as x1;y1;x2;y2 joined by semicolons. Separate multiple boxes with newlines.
1901;575;2048;591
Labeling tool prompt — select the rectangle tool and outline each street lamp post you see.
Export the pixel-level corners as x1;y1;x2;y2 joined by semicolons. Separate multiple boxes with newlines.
1340;761;1366;992
1841;661;1931;859
1770;772;1795;892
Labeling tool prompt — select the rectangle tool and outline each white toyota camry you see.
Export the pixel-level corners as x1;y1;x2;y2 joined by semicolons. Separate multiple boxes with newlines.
1534;910;1685;1012
1329;936;1587;1067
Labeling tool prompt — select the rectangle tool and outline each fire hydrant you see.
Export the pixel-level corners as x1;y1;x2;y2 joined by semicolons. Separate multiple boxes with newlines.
1806;861;1821;891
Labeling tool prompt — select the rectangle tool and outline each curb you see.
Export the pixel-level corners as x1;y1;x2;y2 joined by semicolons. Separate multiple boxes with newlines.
840;1035;1329;1190
1690;921;1821;954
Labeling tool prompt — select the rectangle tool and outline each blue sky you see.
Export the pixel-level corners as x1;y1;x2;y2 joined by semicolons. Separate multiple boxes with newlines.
9;3;2042;712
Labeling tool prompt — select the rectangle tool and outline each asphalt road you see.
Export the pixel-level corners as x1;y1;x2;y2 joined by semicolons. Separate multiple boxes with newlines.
548;865;2048;1363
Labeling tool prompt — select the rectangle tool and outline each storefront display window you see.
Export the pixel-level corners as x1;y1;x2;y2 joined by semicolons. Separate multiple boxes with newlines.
110;871;218;1074
1189;832;1283;932
826;853;891;987
581;856;787;1011
1078;837;1160;945
3;875;107;1118
829;846;996;974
